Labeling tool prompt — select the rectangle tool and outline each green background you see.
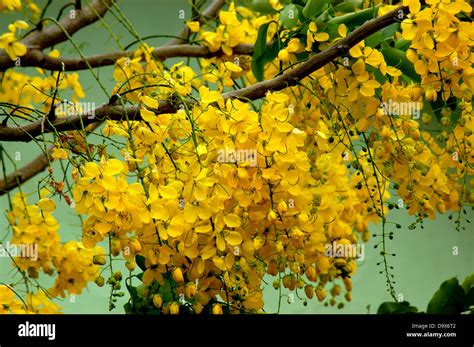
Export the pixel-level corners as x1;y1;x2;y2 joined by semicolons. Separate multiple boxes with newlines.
0;0;472;314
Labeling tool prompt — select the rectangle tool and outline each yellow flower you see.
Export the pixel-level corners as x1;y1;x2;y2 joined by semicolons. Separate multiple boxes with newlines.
141;95;159;109
169;302;180;314
38;198;56;212
212;303;223;314
0;32;27;60
0;0;22;11
14;20;28;30
403;0;421;14
199;86;223;107
152;294;163;308
0;284;15;305
338;24;347;37
187;21;200;33
172;267;184;283
306;22;329;51
64;73;85;99
278;38;303;62
201;31;222;52
269;0;283;11
51;146;68;160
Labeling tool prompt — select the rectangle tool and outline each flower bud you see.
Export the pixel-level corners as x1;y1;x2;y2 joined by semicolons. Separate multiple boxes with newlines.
93;255;106;266
95;276;105;287
267;209;277;222
193;302;204;314
172;268;184;283
113;271;122;281
305;285;314;299
125;259;136;271
184;283;196;298
110;238;121;257
343;277;352;291
169;302;180;315
315;287;326;302
306;266;317;282
330;284;342;297
253;236;264;250
153;294;163;309
212;303;223;314
277;200;288;214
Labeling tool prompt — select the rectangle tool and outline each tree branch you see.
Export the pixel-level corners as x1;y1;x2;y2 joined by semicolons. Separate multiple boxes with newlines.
167;0;226;45
0;43;255;71
0;147;50;195
0;0;229;72
0;0;114;70
0;0;227;195
0;122;101;196
0;5;408;142
24;0;114;49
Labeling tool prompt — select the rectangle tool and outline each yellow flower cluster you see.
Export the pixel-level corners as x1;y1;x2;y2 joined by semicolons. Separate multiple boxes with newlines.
7;193;61;276
5;193;104;312
0;0;40;13
0;62;85;114
0;20;28;60
2;0;472;314
0;285;61;314
402;0;473;101
200;3;273;55
49;241;104;298
0;0;22;12
72;86;371;312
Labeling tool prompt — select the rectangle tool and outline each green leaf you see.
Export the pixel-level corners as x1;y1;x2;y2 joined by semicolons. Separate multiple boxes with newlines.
465;288;474;311
324;22;340;40
124;283;140;313
327;5;380;30
428;95;458;123
394;39;411;51
147;308;162;314
314;9;332;28
303;0;326;19
426;278;466;314
242;0;278;14
251;21;279;81
135;254;147;271
123;302;132;314
280;4;299;29
461;274;474;294
158;273;178;303
365;23;399;48
462;274;474;312
333;0;363;13
381;47;420;83
379;22;400;39
126;283;139;301
377;301;419;314
365;32;384;48
317;5;385;45
295;4;306;23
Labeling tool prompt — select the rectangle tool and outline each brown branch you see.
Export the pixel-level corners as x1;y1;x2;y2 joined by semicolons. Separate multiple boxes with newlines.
23;0;114;49
0;122;101;196
0;0;229;72
167;0;226;46
0;5;408;143
0;0;114;70
1;43;255;71
0;147;51;195
0;0;226;195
